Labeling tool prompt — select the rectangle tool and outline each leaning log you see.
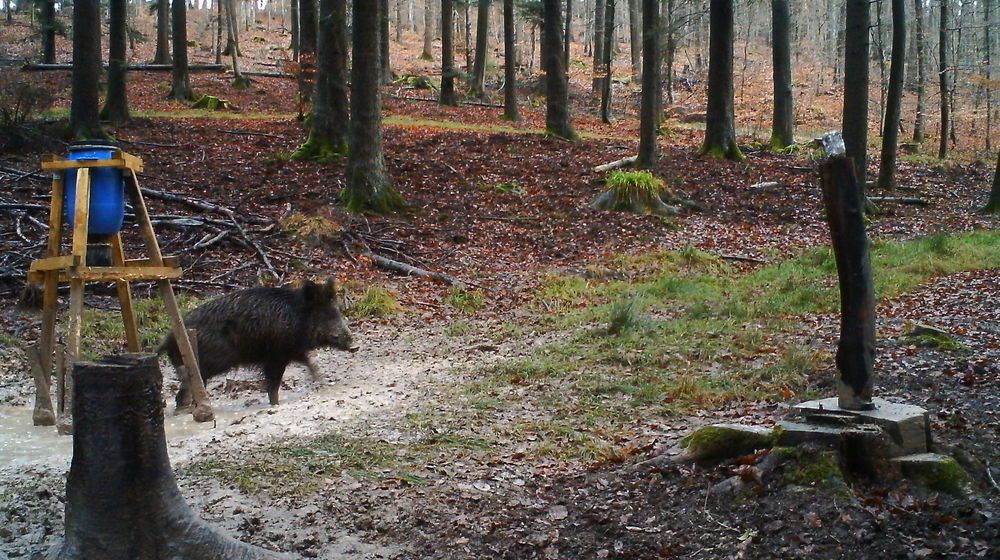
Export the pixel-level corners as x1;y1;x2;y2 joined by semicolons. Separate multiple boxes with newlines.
44;354;286;560
24;63;226;72
820;149;876;411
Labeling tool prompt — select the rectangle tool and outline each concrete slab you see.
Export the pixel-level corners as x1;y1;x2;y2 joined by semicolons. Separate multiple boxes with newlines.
790;397;929;455
776;420;885;449
892;453;971;495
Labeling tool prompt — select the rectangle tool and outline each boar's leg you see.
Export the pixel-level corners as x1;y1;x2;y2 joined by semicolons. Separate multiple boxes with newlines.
44;354;288;560
262;360;289;405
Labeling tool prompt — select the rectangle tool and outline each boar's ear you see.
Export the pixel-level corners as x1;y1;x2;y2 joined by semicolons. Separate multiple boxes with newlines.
302;279;323;303
325;278;338;300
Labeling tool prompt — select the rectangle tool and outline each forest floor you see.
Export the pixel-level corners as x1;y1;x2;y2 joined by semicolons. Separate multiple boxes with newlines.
1;15;999;560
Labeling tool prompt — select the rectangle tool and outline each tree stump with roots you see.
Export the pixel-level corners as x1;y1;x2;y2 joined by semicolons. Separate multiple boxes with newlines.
44;354;287;560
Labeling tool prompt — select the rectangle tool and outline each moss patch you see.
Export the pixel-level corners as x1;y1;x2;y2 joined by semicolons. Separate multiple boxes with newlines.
680;424;776;462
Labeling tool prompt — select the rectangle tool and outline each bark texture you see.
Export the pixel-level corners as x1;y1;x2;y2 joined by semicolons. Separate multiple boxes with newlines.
983;151;1000;213
699;0;743;160
543;0;576;139
636;0;659;168
440;0;457;105
101;0;130;124
592;0;606;93
344;0;405;213
842;0;870;183
769;0;793;150
937;0;949;159
600;0;615;123
503;0;520;120
170;0;193;100
155;0;171;64
294;0;350;160
628;0;641;78
422;0;435;59
471;0;490;97
42;1;56;64
912;0;925;143
820;157;876;410
876;0;906;189
43;354;286;560
70;0;102;139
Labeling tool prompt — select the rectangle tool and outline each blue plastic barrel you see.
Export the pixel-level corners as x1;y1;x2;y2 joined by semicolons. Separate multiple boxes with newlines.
64;142;126;236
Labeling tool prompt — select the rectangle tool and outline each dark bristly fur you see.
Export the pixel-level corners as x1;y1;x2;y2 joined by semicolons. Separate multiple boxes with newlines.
159;278;353;406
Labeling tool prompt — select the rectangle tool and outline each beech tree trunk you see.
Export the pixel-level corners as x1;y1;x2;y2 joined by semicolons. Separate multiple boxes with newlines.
294;0;350;160
70;0;102;139
503;0;520;120
471;0;490;97
592;0;606;93
543;0;576;139
155;0;171;64
912;0;925;144
299;0;318;56
983;151;1000;213
380;0;392;83
627;0;641;78
223;0;242;57
101;0;130;124
43;355;285;560
770;0;793;150
344;0;405;213
41;1;56;64
170;0;193;100
440;0;457;105
842;0;870;184
876;0;906;189
938;0;949;159
636;0;659;169
699;0;743;160
291;0;299;60
820;156;875;411
564;0;572;69
422;0;434;59
600;0;614;123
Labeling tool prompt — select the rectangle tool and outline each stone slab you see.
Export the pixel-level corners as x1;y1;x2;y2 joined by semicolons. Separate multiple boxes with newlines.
790;397;929;455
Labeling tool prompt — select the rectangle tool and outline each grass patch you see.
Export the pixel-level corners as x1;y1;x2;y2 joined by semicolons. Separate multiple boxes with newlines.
72;295;200;359
348;285;403;318
445;286;485;313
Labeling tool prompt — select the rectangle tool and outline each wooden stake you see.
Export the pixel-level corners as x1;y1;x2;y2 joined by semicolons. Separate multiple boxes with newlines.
110;234;141;352
27;345;56;426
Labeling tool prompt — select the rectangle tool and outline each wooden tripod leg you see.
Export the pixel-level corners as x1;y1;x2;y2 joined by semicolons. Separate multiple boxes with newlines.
38;174;65;376
27;345;55;426
110;234;141;352
159;280;214;422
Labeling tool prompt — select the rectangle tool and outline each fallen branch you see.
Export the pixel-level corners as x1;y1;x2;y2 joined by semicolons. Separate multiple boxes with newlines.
0;202;49;212
594;155;638;173
138;185;272;225
23;63;226;72
216;129;286;140
748;181;780;190
368;253;467;287
241;71;296;79
716;253;767;264
387;94;505;109
230;216;279;281
867;196;930;206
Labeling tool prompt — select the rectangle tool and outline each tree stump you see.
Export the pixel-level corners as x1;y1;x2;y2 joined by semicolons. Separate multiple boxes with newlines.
44;354;287;560
820;152;876;411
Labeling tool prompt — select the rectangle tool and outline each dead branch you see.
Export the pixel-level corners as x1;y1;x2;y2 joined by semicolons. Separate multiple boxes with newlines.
594;155;638;173
138;185;272;225
867;196;930;206
368;253;467;287
216;129;286;140
230;216;279;281
716;253;767;264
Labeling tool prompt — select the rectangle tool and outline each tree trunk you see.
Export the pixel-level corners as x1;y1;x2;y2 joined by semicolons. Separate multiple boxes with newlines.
912;0;925;144
170;0;193;100
543;0;576;138
440;0;457;105
471;0;490;97
636;0;659;168
985;0;993;152
769;0;793;150
937;0;949;159
820;156;875;411
291;0;300;59
294;0;350;160
982;151;1000;213
223;0;242;57
227;0;249;88
592;0;605;93
101;0;130;124
422;0;434;59
155;0;171;64
663;0;674;104
564;0;573;69
396;0;404;42
699;0;743;160
70;0;102;139
503;0;520;120
344;0;405;214
42;355;285;560
842;0;870;184
41;1;56;64
876;0;906;189
627;0;641;78
600;0;614;123
380;0;392;83
299;0;318;56
215;0;223;64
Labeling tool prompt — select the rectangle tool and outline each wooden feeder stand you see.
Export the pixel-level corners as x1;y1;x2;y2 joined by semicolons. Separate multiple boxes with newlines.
27;149;214;432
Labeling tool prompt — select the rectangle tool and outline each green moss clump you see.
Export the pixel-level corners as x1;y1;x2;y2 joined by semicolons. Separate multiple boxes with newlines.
291;132;348;163
680;424;775;461
784;450;844;487
592;171;679;217
904;456;970;496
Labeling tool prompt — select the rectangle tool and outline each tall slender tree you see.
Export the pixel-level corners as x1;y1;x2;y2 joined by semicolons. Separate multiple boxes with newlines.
154;0;171;64
422;0;435;59
169;0;193;100
300;0;318;56
440;0;458;105
770;0;793;150
41;1;56;64
101;0;130;124
600;0;615;123
937;0;949;159
983;151;1000;213
70;0;102;138
627;0;641;78
563;0;572;69
344;0;405;213
699;0;743;160
592;0;606;93
380;0;392;83
636;0;659;168
842;0;870;183
912;0;926;144
543;0;576;138
503;0;520;120
877;0;906;189
293;0;349;160
471;0;491;97
291;0;300;60
985;0;993;152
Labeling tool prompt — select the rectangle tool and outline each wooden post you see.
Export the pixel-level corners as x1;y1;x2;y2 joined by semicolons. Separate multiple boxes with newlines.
820;142;876;411
27;345;56;426
110;233;141;352
43;354;286;560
